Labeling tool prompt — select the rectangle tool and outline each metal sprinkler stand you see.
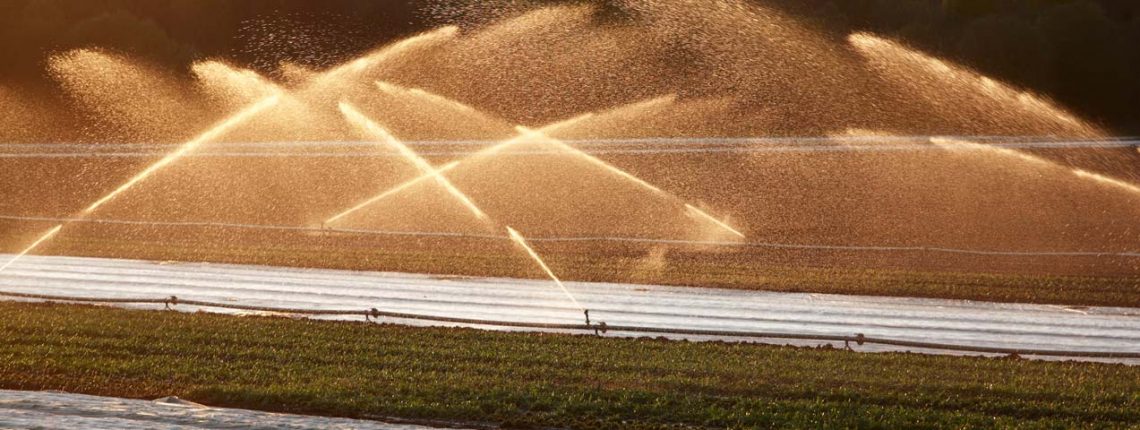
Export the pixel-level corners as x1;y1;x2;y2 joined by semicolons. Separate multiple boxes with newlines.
365;308;382;322
584;309;607;336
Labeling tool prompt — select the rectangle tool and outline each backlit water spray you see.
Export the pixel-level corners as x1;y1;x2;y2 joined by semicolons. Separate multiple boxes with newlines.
365;82;746;239
506;226;584;312
375;81;508;127
324;161;461;225
0;225;62;273
338;101;489;220
848;32;1102;137
323;112;598;226
1072;169;1140;197
513;125;746;239
930;137;1056;169
0;96;280;274
307;26;459;92
684;204;745;238
932;137;1140;198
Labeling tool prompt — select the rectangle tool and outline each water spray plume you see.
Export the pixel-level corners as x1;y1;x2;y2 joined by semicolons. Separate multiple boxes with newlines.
1072;169;1140;197
279;62;317;84
80;95;282;216
374;81;404;96
0;96;279;274
848;32;1102;137
311;26;459;88
323;115;597;223
192;61;284;102
513;113;597;140
930;137;1054;169
841;129;894;137
364;85;744;239
630;94;677;110
49;49;193;138
513;125;745;238
338;101;489;220
375;81;508;126
518;125;669;195
375;81;480;113
506;226;583;311
931;137;1140;197
685;204;745;238
0;225;63;273
325;161;461;225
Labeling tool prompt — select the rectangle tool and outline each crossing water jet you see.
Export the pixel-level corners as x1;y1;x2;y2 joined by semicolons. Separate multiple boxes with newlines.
338;101;489;220
322;112;597;226
364;82;746;238
324;161;461;226
512;127;746;239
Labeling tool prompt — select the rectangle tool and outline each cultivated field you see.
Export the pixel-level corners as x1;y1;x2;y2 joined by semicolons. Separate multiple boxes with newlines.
1;302;1136;429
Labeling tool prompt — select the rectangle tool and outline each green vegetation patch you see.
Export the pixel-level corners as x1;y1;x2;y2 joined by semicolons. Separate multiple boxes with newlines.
1;302;1137;429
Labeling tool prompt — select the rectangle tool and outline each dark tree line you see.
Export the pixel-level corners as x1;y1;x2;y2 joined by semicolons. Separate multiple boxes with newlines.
1;0;1136;132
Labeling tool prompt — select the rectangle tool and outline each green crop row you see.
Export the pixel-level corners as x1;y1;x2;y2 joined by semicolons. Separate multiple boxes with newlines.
1;302;1137;429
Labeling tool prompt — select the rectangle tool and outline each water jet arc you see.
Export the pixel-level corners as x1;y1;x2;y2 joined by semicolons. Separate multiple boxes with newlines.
0;225;63;273
366;83;746;238
507;226;584;311
931;137;1140;198
325;161;462;226
322;114;596;226
0;96;280;274
337;101;490;221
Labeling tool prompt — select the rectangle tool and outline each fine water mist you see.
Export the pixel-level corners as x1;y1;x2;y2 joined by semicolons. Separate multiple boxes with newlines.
2;0;1138;291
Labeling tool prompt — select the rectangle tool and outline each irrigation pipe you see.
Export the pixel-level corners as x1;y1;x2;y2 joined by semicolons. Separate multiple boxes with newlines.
5;144;1140;158
2;137;1139;158
2;290;1138;359
2;136;1139;149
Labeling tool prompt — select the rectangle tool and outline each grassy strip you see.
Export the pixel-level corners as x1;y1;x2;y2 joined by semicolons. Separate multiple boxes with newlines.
1;302;1137;429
